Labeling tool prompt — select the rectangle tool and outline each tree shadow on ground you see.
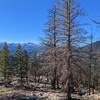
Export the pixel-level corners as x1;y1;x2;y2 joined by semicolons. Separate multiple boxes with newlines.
0;94;39;100
14;84;61;94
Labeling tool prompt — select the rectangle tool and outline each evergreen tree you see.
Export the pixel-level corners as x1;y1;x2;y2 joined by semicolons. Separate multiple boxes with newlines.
8;55;16;79
15;44;29;86
29;52;40;83
0;42;10;85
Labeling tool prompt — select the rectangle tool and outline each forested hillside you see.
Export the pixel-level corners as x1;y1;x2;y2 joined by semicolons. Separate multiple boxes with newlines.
0;40;100;100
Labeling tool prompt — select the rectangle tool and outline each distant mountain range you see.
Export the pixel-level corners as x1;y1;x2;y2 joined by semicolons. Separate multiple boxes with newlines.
0;41;100;54
81;40;100;54
0;42;43;54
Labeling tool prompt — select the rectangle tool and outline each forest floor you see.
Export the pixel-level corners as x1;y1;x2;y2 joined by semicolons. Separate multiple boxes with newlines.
0;82;100;100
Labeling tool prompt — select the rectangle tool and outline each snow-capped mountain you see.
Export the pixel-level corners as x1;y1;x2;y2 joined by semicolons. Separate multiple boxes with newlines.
0;42;43;54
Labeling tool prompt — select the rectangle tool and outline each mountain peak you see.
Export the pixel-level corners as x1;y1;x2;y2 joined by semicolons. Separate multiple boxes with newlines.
0;42;42;54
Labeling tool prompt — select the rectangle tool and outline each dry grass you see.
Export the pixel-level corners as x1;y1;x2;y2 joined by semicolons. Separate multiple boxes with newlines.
0;83;100;100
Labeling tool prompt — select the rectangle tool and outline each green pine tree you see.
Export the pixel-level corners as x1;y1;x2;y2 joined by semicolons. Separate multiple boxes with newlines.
0;42;11;86
15;44;29;86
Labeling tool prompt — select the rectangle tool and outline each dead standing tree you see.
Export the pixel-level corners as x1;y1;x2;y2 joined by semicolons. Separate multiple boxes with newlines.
42;6;60;89
88;32;93;95
56;0;86;99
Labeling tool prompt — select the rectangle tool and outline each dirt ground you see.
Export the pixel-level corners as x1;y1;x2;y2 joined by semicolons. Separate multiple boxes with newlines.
0;83;100;100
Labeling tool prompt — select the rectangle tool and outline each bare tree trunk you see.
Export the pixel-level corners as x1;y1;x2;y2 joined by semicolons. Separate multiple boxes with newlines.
26;76;29;85
66;0;72;99
34;71;37;84
89;32;93;95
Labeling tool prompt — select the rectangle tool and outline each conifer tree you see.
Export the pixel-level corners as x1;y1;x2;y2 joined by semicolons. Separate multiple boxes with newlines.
15;44;29;86
29;52;40;83
53;0;86;99
42;6;60;89
0;42;10;85
23;50;29;85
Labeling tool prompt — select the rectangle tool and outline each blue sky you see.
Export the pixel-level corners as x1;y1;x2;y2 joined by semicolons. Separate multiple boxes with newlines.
0;0;100;43
78;0;100;42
